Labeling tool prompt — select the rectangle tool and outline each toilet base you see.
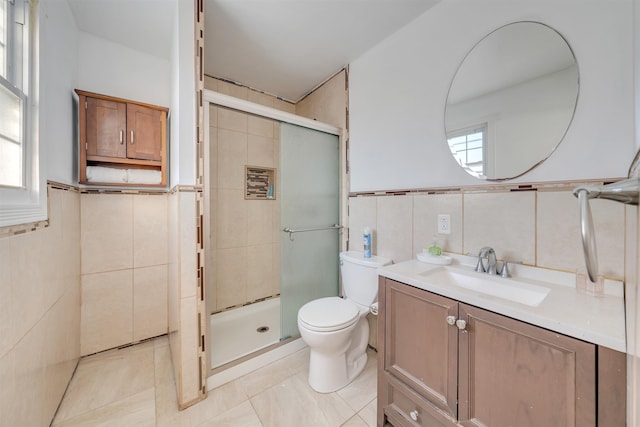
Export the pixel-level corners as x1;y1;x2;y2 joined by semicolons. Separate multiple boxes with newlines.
305;315;370;393
308;348;368;393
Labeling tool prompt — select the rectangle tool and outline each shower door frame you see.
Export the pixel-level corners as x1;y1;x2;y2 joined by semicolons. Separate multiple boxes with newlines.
202;89;349;375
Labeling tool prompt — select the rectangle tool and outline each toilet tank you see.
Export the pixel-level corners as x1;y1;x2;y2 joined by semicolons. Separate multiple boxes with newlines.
340;251;392;307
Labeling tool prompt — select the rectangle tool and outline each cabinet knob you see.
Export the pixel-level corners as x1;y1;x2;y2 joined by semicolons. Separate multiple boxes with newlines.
456;319;467;330
130;130;135;144
446;315;456;326
409;410;419;421
119;130;124;144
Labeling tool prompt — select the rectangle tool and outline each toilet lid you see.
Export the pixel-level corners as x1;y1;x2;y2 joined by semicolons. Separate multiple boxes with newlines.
298;297;359;332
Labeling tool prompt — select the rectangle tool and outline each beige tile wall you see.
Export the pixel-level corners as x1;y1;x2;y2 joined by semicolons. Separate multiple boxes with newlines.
348;186;625;280
205;77;285;313
464;192;536;265
80;193;168;356
0;186;81;426
211;107;280;311
167;189;180;399
296;69;347;129
168;188;203;407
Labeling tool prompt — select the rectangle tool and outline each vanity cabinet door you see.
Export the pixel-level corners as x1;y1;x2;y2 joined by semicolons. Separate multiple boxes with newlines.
383;279;459;420
457;303;596;427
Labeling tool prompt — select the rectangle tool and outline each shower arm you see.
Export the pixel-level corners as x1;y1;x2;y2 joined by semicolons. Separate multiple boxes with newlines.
573;178;639;282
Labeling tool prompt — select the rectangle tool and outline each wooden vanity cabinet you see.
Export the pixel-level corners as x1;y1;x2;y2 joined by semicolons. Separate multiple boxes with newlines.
380;279;459;423
378;277;625;427
76;89;168;186
458;303;595;427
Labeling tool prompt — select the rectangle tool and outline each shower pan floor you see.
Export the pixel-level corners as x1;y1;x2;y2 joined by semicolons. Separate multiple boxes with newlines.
210;297;281;368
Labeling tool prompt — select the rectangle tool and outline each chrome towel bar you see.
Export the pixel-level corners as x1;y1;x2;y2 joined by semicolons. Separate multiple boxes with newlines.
573;178;639;282
282;224;343;241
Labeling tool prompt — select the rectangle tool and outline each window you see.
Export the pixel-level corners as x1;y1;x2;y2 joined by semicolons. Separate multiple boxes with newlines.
447;124;487;177
0;0;28;188
0;0;42;228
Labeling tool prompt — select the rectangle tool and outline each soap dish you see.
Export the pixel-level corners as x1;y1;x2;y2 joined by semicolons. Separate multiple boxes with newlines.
417;252;453;265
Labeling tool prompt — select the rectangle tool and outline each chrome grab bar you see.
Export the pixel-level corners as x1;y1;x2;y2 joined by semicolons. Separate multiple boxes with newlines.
282;224;343;241
573;178;639;282
575;188;599;282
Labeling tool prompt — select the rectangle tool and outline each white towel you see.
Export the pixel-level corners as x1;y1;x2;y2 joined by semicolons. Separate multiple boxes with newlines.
126;169;162;185
86;166;127;183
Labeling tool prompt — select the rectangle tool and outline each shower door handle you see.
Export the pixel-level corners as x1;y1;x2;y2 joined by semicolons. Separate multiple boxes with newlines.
282;224;343;241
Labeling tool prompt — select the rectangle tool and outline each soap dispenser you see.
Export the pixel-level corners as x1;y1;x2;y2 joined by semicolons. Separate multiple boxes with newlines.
428;235;442;256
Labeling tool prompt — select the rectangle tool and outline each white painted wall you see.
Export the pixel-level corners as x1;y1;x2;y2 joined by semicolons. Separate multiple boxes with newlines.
76;32;171;109
170;9;179;188
42;8;172;187
636;0;640;153
174;0;196;187
40;0;78;185
349;0;635;191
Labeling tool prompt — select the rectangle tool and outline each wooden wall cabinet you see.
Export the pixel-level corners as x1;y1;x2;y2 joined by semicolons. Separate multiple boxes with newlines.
377;277;626;427
76;89;168;186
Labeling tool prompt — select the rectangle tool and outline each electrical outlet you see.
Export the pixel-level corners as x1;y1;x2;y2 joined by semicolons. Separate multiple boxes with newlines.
438;214;451;235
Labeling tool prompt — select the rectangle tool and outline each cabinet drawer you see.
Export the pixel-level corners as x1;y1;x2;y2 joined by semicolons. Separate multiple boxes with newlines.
380;372;456;427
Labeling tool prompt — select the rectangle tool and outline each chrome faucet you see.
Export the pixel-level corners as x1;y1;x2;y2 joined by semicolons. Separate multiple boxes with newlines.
475;247;498;275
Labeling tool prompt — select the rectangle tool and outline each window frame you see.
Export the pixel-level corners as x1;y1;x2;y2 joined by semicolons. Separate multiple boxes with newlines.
0;0;44;229
0;73;27;189
446;123;488;178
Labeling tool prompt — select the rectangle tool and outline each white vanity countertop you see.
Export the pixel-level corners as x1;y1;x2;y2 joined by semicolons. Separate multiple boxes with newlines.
378;256;626;353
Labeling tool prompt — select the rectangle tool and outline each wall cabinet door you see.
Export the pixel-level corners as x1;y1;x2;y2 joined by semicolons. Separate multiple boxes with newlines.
86;98;162;162
458;303;596;427
383;279;459;420
126;103;162;161
86;97;127;159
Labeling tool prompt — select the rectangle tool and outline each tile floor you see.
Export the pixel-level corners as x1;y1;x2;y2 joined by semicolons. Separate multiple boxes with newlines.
51;336;378;426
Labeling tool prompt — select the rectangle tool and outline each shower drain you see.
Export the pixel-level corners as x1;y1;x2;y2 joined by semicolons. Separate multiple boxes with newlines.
257;326;270;333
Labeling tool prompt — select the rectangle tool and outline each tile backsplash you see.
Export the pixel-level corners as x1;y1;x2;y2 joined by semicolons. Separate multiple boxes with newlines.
349;184;625;280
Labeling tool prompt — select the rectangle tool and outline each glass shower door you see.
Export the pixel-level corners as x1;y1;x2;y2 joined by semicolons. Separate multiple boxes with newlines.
279;123;340;340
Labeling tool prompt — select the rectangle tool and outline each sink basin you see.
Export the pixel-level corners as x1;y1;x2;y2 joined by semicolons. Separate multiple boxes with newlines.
419;266;550;307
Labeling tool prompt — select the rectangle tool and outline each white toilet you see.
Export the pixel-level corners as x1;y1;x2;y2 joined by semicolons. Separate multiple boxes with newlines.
297;251;392;393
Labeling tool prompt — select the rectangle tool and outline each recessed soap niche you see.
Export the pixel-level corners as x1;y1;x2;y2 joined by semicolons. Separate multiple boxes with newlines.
245;166;276;200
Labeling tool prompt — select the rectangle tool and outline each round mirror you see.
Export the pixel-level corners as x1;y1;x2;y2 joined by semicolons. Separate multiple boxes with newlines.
444;22;579;180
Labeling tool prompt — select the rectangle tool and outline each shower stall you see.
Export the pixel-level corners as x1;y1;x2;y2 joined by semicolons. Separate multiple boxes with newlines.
204;93;343;373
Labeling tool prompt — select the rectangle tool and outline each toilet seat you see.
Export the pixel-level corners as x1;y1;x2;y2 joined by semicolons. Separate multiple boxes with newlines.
298;297;359;332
